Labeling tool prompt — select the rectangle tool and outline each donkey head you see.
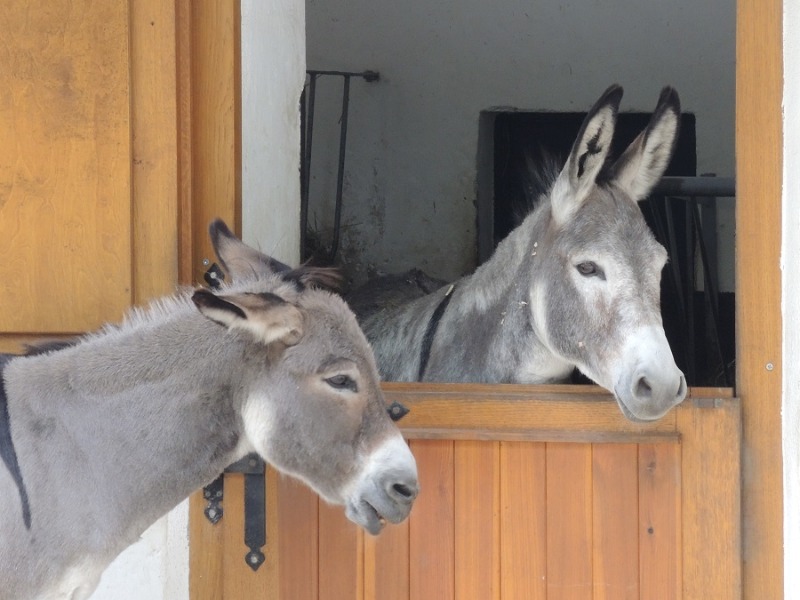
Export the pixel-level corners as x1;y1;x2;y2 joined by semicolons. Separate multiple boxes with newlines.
532;86;687;421
193;220;418;534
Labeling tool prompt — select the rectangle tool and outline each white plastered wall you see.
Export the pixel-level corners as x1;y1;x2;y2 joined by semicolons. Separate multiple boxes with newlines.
87;1;304;597
304;0;736;288
783;0;799;595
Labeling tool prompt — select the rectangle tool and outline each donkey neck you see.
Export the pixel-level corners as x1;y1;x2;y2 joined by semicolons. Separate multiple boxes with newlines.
462;203;550;313
425;203;572;383
3;300;253;547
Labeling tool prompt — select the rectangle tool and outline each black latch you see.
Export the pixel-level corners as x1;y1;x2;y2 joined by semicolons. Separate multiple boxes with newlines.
387;401;410;422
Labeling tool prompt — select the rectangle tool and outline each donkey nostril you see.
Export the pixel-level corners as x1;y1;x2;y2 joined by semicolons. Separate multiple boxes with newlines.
392;483;417;500
635;376;652;399
676;374;687;400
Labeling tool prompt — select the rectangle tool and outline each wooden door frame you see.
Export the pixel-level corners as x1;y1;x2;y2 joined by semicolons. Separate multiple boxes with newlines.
178;1;245;598
736;0;783;598
182;0;786;597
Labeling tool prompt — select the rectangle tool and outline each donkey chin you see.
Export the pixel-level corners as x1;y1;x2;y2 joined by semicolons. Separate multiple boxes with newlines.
326;433;419;535
608;325;688;423
343;436;419;535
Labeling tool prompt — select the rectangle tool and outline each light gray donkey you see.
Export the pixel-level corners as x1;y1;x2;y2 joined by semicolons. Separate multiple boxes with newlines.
0;220;418;600
350;85;687;422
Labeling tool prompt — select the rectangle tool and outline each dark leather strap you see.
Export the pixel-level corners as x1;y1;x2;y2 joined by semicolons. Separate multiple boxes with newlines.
417;284;456;381
0;354;31;529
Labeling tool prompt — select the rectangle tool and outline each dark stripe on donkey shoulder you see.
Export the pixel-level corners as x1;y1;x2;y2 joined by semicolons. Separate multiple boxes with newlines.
0;354;32;529
417;284;456;381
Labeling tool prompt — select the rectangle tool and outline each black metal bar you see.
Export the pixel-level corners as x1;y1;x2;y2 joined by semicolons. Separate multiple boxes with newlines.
662;197;686;313
662;195;695;382
301;74;318;261
645;197;690;346
691;200;732;386
301;69;380;262
300;87;308;261
685;198;696;380
328;75;351;262
243;470;266;571
307;69;379;82
654;176;735;198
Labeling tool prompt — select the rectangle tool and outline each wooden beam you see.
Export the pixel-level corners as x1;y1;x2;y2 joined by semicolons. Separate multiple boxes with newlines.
736;0;784;597
184;1;243;599
385;383;731;442
130;0;180;302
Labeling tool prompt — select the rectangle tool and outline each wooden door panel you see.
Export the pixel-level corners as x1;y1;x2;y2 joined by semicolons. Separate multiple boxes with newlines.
592;444;640;600
454;440;500;600
237;386;739;599
277;476;319;600
546;443;594;599
499;441;547;600
0;0;133;333
319;500;361;600
365;513;410;600
638;443;681;598
409;439;455;600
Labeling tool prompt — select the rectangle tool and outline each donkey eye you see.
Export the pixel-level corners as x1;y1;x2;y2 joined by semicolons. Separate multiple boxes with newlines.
576;261;604;278
325;374;358;392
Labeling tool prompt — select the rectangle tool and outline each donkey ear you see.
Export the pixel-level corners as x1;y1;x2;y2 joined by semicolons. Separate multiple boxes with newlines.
192;289;304;346
209;219;293;282
551;85;623;226
607;87;680;202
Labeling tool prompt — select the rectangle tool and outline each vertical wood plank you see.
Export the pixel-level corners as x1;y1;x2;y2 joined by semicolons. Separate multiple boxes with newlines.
262;467;281;600
454;441;500;600
365;518;409;600
500;442;547;600
679;401;741;599
190;0;242;282
319;498;360;600
130;0;179;303
175;0;195;284
592;444;639;600
409;439;455;600
277;475;319;600
189;489;224;600
638;443;681;599
186;1;242;596
546;443;593;600
736;0;783;598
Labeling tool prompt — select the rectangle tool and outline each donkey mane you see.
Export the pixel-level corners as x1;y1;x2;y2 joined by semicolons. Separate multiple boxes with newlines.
23;339;79;357
511;148;564;226
21;267;341;361
283;264;343;292
512;147;633;229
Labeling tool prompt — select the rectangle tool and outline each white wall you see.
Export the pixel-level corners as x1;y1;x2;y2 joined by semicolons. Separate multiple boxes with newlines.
241;0;305;264
783;0;799;594
305;0;735;287
89;506;189;600
88;1;305;597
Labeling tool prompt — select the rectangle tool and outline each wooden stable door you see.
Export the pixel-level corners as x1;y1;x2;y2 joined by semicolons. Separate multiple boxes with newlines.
0;0;240;356
0;0;184;352
190;0;781;594
195;385;740;599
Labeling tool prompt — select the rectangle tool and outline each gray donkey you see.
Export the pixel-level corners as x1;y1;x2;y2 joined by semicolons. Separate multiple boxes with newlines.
350;85;687;422
0;220;418;600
